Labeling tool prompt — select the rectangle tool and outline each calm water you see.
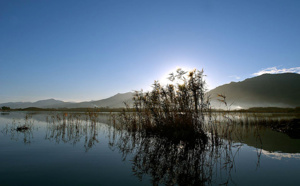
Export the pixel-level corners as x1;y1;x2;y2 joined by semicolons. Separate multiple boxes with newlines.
0;111;300;185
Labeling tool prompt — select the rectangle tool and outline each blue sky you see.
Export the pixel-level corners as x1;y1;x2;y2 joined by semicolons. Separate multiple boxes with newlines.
1;0;299;103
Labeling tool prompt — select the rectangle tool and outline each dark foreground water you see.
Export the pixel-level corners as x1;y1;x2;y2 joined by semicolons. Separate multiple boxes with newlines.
0;111;299;185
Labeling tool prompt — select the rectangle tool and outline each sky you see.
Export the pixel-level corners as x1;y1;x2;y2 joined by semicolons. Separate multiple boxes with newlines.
1;0;299;103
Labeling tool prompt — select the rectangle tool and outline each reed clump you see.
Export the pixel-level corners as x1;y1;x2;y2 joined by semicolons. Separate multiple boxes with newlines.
117;68;211;143
45;112;101;151
235;114;300;138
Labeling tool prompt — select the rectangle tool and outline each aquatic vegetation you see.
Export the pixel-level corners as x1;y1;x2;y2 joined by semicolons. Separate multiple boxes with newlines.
1;106;11;111
109;68;248;185
1;113;34;144
116;68;212;143
2;109;295;185
3;69;297;185
108;118;240;185
45;112;104;151
228;113;300;139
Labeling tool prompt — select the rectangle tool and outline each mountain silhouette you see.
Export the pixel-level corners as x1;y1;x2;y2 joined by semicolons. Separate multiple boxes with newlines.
1;73;299;109
0;93;134;109
208;73;300;109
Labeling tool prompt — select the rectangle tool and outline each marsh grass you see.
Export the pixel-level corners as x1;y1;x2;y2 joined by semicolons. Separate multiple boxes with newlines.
113;69;251;146
0;103;269;185
225;113;300;138
1;113;34;144
108;68;245;185
109;115;240;185
45;111;104;151
115;68;212;143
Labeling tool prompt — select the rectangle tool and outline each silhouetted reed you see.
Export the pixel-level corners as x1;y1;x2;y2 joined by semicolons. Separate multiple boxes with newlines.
45;112;106;151
109;69;245;185
116;68;211;143
1;113;34;144
108;120;239;185
222;112;300;139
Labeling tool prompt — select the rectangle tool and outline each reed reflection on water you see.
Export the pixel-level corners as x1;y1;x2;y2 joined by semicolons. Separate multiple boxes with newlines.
108;127;240;185
3;112;300;185
1;112;244;185
45;112;101;151
2;113;35;144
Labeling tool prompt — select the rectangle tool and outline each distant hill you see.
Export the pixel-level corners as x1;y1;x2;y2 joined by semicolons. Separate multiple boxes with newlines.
208;73;300;109
1;73;299;110
57;92;134;108
0;93;134;109
0;99;66;109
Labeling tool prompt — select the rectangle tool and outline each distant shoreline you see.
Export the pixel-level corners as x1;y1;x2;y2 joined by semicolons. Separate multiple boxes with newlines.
1;106;299;113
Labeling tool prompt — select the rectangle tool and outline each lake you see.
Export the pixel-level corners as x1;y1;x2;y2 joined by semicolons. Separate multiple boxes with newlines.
0;111;299;185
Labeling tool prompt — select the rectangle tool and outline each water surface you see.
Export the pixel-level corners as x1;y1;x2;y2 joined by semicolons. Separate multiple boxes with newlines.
1;111;299;185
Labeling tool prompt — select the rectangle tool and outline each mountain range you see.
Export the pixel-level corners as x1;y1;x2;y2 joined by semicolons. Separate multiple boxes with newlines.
0;93;134;109
1;73;299;109
208;73;300;109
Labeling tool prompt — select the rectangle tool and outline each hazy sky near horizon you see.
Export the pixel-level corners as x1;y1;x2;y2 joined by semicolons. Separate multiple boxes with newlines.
1;0;299;103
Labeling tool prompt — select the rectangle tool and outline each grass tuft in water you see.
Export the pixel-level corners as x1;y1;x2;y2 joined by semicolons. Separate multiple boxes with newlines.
116;68;211;143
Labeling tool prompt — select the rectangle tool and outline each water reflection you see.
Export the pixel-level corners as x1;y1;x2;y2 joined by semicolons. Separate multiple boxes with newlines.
1;114;35;144
210;112;300;153
2;112;299;154
1;112;300;185
261;150;300;160
45;112;108;151
108;126;239;185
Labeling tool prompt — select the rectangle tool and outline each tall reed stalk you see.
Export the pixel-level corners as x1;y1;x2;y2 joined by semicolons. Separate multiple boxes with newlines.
117;68;211;142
